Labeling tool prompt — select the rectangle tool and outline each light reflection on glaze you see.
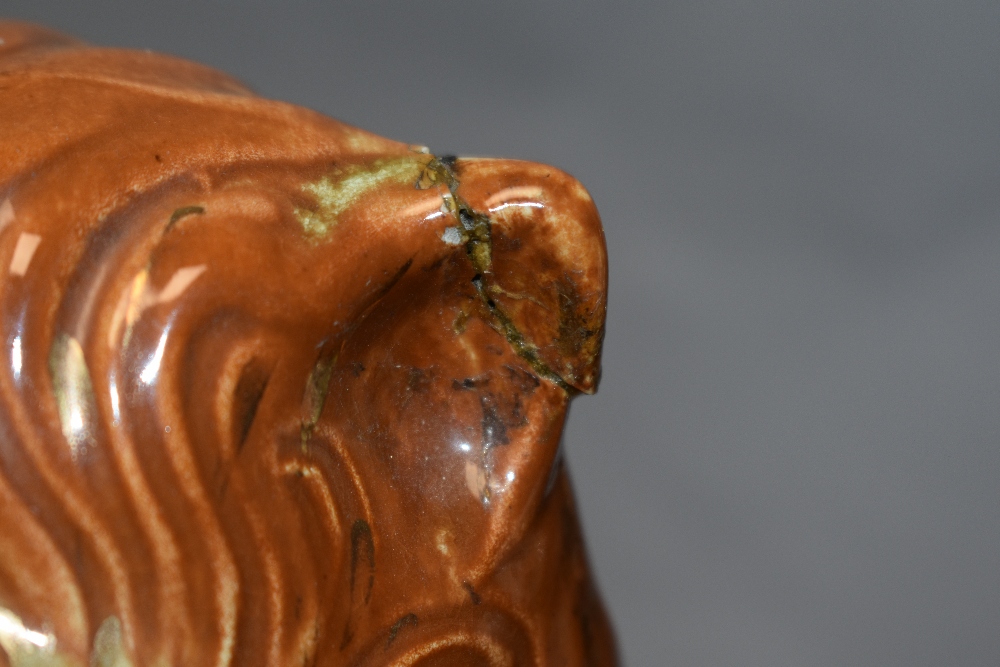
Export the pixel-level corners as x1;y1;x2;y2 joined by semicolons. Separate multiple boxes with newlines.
489;201;545;213
400;192;446;220
0;199;14;232
10;335;21;379
156;265;206;304
139;326;170;386
0;608;51;650
9;232;41;276
109;265;205;352
485;185;546;211
0;199;14;237
109;372;121;426
107;270;148;350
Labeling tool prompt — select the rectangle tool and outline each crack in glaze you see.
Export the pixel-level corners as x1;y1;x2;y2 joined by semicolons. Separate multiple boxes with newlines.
418;156;573;392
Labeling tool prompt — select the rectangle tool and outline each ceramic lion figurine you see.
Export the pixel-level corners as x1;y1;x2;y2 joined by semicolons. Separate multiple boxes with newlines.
0;21;615;667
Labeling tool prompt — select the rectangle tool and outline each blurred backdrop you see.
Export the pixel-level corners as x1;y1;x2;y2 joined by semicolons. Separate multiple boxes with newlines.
5;2;1000;665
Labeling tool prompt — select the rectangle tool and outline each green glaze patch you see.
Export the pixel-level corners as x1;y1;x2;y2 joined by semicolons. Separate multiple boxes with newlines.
296;158;425;240
0;609;131;667
0;607;66;667
90;617;132;667
48;334;98;460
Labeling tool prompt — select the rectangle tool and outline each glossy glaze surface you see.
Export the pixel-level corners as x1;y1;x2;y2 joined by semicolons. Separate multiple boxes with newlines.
0;21;614;667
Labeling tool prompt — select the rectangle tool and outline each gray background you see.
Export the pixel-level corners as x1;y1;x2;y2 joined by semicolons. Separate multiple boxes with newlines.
5;2;1000;665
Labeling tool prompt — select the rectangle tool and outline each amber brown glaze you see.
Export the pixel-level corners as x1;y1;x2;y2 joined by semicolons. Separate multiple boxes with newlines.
0;21;614;667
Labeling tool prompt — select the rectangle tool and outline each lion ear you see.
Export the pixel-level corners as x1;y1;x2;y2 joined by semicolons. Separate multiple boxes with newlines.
453;158;608;394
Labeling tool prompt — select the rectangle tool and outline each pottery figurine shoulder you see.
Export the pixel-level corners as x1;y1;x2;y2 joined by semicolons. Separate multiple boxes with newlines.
0;21;615;667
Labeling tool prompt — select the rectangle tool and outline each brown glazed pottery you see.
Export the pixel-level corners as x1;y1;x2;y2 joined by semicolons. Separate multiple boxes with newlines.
0;21;615;667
